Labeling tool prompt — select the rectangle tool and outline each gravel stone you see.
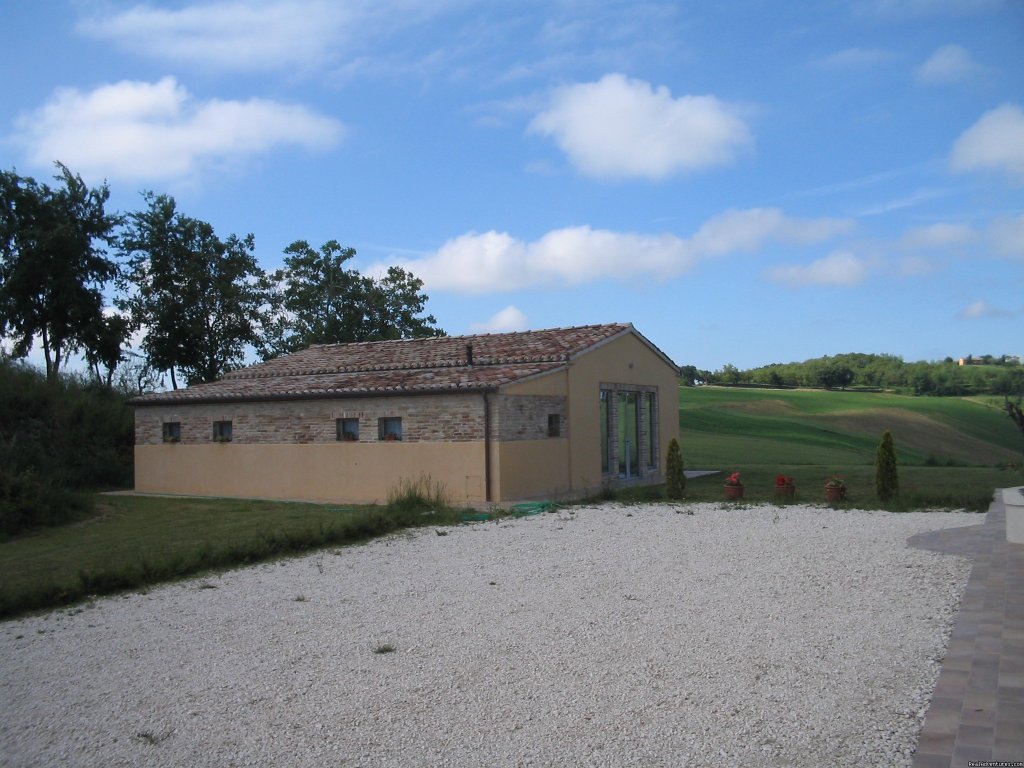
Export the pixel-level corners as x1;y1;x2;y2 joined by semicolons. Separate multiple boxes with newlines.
0;503;977;767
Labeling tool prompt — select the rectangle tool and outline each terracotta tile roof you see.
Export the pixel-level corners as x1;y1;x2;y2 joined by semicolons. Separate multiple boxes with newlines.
131;323;656;405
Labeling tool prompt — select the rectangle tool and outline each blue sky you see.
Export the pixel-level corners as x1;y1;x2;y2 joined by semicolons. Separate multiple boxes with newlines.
2;0;1023;371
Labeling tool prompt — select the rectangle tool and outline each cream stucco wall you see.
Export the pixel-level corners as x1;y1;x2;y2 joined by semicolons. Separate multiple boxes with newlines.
492;438;572;500
135;442;487;504
567;332;679;494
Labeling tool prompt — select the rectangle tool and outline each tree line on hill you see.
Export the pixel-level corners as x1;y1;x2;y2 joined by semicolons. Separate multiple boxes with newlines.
0;162;444;391
681;352;1024;396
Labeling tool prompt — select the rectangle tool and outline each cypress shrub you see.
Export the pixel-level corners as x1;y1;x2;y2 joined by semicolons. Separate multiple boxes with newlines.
666;437;686;499
875;430;899;502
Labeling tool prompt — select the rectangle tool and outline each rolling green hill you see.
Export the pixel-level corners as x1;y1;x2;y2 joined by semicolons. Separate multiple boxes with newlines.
679;386;1021;468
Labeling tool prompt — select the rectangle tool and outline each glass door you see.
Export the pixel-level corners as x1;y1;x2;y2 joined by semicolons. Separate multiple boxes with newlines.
618;392;639;478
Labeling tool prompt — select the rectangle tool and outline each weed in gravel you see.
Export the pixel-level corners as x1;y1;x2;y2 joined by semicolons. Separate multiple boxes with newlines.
294;595;308;602
135;730;172;745
197;582;217;590
374;644;396;654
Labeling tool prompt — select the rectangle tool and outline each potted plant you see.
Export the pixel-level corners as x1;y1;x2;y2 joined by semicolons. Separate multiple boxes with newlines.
774;474;795;499
824;475;847;502
342;432;358;442
724;471;744;500
383;433;399;442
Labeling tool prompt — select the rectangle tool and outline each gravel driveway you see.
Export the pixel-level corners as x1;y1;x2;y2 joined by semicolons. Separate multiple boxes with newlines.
0;503;979;767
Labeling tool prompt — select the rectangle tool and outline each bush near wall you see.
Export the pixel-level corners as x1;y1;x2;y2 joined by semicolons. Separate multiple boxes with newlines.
0;359;133;537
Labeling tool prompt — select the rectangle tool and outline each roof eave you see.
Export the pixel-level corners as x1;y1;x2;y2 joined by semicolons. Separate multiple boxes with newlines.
129;384;500;407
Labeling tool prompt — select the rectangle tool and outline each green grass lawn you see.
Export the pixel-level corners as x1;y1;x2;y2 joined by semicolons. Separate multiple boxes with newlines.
0;492;461;619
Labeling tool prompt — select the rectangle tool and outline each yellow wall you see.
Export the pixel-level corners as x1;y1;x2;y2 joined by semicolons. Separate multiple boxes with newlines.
135;442;487;504
565;332;680;494
492;438;572;500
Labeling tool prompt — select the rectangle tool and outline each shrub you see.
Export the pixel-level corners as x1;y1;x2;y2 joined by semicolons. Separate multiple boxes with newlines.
0;359;133;490
875;430;900;502
0;468;92;539
666;438;685;499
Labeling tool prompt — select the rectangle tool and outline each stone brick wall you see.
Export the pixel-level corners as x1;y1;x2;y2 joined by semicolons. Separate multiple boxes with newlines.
491;395;568;442
134;394;488;446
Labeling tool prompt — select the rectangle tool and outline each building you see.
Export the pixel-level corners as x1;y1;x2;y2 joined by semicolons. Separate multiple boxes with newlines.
131;323;680;504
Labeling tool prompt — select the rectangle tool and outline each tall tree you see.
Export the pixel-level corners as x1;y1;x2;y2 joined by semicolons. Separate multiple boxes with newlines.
665;437;686;499
0;164;120;382
82;312;131;387
362;265;443;342
119;193;272;387
261;239;442;359
874;430;900;502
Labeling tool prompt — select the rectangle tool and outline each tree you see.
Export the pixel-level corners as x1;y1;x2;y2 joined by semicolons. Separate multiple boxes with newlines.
818;363;854;390
260;239;442;359
875;430;899;502
0;164;120;382
1007;398;1024;461
718;363;741;385
119;193;272;387
363;265;443;342
665;437;686;499
81;312;131;387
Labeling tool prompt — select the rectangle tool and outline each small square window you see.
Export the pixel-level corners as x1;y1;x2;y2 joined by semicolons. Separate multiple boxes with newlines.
547;413;561;438
162;422;180;443
337;418;360;441
213;420;233;442
378;417;402;441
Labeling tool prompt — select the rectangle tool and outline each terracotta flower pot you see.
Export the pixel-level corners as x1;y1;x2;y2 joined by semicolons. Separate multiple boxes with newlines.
724;484;745;500
824;486;845;502
774;485;795;499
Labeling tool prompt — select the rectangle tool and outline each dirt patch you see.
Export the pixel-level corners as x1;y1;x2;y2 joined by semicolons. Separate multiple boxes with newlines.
722;399;802;417
813;408;1017;465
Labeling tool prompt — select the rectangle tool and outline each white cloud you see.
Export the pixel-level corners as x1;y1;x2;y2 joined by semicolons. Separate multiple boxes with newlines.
527;73;752;180
950;103;1024;183
367;208;852;294
916;44;985;85
687;208;853;255
77;1;354;73
959;300;1012;319
896;255;939;276
767;251;869;287
857;188;952;217
11;77;344;183
815;47;896;68
472;306;529;333
989;214;1024;258
900;222;976;249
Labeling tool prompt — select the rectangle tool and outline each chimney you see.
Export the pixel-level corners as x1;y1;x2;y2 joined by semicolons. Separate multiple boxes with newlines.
466;343;474;366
